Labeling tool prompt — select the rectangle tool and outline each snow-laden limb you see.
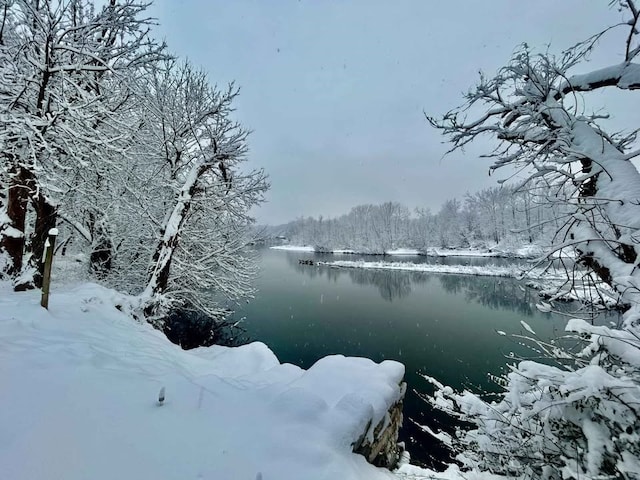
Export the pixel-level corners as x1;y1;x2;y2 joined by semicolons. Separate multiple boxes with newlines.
0;281;403;480
560;62;640;94
424;2;640;478
421;352;640;479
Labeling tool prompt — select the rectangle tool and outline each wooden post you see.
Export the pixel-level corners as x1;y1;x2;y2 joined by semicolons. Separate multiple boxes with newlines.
40;228;58;309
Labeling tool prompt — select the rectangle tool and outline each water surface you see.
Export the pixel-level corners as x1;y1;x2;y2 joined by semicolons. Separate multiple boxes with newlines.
232;248;615;467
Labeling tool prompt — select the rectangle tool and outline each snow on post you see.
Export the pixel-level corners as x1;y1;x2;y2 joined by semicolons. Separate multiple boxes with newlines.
40;228;58;310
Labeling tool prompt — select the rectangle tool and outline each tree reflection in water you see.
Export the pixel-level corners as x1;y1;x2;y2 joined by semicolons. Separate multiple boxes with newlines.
285;253;579;312
286;254;430;302
348;269;430;302
438;274;536;316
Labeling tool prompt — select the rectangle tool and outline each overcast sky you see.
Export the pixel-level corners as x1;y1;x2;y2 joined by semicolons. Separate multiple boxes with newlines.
148;1;632;225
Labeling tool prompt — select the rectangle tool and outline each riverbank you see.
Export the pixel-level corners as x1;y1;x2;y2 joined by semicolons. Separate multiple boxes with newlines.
270;244;552;259
0;281;417;480
319;259;546;278
317;259;619;308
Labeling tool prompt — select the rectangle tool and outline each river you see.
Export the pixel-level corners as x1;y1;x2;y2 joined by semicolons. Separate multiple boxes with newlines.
231;247;618;468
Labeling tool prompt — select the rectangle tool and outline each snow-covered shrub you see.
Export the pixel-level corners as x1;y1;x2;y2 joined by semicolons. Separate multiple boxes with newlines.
423;316;640;478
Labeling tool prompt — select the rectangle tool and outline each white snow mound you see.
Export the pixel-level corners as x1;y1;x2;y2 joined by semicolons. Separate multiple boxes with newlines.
0;282;404;480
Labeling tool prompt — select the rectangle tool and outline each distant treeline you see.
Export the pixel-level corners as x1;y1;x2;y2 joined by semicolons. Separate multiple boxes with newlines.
264;185;568;253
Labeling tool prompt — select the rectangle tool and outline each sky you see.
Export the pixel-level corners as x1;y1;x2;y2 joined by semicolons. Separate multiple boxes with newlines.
148;0;634;225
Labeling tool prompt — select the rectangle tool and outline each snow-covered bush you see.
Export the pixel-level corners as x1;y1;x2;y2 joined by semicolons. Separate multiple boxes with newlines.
423;318;640;478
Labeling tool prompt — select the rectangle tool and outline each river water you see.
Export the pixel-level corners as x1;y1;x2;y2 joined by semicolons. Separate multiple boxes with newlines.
231;248;617;467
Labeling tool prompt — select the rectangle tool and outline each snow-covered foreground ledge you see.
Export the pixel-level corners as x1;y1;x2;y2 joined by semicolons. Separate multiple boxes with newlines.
0;282;409;480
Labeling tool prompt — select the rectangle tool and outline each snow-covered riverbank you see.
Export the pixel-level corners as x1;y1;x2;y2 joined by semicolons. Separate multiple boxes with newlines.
270;244;551;259
319;260;541;278
318;260;619;308
0;282;444;480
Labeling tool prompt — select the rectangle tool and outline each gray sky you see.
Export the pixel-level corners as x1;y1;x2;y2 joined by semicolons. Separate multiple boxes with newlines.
148;0;632;225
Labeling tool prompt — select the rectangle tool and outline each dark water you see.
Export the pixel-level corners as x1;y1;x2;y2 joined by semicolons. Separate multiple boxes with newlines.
231;248;617;468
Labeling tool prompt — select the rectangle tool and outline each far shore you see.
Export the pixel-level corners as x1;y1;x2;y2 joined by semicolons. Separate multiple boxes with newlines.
268;244;558;259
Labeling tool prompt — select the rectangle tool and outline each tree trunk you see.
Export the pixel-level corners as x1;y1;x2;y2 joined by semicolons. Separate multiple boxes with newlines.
28;192;57;289
87;212;114;278
2;165;32;277
142;160;209;317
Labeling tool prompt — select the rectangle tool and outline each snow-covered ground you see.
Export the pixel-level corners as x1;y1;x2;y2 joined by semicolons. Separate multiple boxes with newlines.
270;245;551;258
385;248;422;256
0;281;432;480
319;260;546;279
270;244;316;252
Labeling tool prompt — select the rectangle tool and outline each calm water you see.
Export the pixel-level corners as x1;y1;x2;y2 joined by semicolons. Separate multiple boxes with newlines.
232;248;617;467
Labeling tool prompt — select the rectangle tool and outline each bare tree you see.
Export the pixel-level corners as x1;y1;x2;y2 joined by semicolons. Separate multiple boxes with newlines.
128;60;268;321
423;2;640;478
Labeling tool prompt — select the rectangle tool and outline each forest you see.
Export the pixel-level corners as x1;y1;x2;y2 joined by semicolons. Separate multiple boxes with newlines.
269;185;567;254
0;1;268;322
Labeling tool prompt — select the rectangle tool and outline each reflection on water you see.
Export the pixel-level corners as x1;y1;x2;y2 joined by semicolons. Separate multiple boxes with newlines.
239;249;620;469
349;269;429;302
286;254;430;302
439;274;537;316
286;252;541;309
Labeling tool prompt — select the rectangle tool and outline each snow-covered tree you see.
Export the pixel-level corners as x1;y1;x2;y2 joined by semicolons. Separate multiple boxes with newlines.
424;1;640;478
435;198;462;248
0;0;163;289
131;60;268;320
0;1;268;334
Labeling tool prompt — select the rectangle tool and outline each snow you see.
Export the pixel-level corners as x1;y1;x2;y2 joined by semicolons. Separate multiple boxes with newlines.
519;320;536;335
319;260;547;279
270;245;547;259
427;248;500;258
562;62;640;92
269;246;420;255
1;225;24;238
270;245;316;252
0;281;405;480
395;463;505;480
385;248;422;256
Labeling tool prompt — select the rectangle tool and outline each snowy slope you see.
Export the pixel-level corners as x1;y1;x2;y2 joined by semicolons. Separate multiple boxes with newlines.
0;282;405;480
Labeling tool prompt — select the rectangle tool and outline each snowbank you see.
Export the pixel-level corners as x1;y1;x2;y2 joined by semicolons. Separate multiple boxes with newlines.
385;248;422;256
0;282;405;480
320;260;546;279
270;245;549;259
270;245;316;252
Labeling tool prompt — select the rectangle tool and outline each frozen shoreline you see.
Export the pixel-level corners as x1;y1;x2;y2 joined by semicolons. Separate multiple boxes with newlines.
319;259;548;279
319;260;619;307
270;244;551;259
